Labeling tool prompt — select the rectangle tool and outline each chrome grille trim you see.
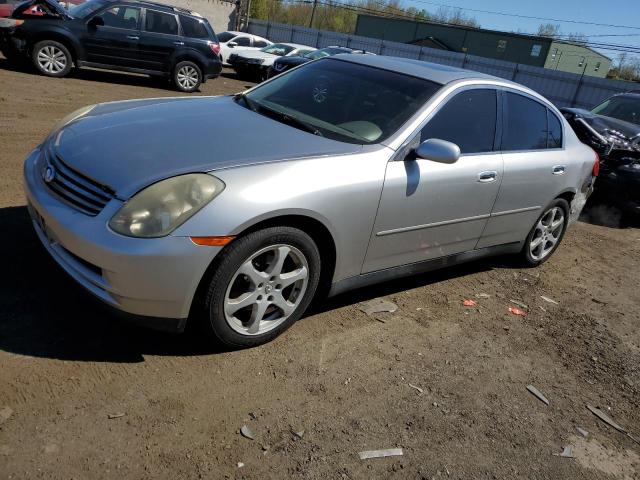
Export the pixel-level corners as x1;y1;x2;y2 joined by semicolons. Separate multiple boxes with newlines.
44;149;115;216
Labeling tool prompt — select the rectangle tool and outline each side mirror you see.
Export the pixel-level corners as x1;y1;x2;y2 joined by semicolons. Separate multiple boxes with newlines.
88;15;104;28
227;41;237;48
414;138;460;164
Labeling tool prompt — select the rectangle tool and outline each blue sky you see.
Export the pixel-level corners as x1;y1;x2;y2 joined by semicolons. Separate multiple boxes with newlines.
404;0;640;61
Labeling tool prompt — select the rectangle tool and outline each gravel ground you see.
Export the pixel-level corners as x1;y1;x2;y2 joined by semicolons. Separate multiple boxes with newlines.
0;57;639;479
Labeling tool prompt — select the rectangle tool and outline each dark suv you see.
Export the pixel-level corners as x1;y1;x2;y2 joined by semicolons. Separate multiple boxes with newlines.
0;0;222;91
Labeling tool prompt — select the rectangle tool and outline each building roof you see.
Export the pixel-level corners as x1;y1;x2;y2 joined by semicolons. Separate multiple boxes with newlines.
332;54;503;85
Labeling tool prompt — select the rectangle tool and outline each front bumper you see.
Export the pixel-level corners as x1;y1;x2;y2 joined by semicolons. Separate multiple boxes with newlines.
23;147;222;328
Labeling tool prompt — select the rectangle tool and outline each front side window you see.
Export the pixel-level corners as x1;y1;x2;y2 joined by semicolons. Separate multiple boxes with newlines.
145;10;178;35
242;59;441;144
96;6;140;29
502;92;548;151
180;15;209;39
421;89;497;154
254;39;268;48
233;36;251;46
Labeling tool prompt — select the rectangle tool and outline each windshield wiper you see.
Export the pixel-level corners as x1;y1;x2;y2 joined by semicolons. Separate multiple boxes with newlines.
234;92;257;112
253;101;324;137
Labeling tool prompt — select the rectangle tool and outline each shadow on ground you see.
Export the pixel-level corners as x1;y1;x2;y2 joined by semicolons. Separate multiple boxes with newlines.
579;195;640;229
0;205;500;363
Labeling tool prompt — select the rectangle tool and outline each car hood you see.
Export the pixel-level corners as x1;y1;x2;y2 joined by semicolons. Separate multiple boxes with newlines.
237;50;278;60
275;56;310;66
561;107;640;138
51;96;362;199
12;0;71;18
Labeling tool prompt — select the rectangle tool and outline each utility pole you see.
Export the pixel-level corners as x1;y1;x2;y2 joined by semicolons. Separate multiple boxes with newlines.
245;0;252;30
308;0;317;28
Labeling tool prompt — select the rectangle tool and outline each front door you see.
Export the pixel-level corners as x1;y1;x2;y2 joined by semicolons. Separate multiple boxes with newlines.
82;5;141;68
137;8;181;72
363;88;503;273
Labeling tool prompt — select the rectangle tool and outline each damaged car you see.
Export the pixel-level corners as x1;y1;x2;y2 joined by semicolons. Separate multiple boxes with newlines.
0;0;222;92
561;91;640;219
24;55;598;348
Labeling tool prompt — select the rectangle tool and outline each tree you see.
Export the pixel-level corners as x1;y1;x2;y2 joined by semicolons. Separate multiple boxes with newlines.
537;23;561;38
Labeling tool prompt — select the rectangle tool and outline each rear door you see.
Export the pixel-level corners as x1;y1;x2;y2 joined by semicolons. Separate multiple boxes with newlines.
478;90;568;248
137;8;181;72
81;5;141;68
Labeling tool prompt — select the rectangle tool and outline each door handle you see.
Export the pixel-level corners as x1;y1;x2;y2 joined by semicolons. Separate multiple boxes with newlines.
477;171;497;183
552;165;566;175
173;41;184;46
126;35;139;40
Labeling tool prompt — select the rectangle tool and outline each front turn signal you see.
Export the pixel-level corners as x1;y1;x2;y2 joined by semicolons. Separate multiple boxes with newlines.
190;236;235;246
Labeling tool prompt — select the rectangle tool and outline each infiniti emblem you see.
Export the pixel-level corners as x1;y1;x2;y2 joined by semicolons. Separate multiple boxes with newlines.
43;165;56;183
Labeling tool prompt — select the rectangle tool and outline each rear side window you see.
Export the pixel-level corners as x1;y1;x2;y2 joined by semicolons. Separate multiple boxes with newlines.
180;15;209;38
502;93;548;151
421;89;497;154
547;110;563;148
145;10;178;35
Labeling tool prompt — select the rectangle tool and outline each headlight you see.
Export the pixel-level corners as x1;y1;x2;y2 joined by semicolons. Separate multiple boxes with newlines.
109;174;225;238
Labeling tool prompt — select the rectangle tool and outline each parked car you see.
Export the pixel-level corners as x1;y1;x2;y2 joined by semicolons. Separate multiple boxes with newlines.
229;42;315;81
24;55;598;347
217;30;271;66
267;46;370;78
561;92;640;219
0;0;222;92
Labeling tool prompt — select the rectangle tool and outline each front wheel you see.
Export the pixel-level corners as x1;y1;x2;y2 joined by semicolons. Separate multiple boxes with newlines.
201;227;321;348
31;40;72;77
520;198;569;266
173;60;202;92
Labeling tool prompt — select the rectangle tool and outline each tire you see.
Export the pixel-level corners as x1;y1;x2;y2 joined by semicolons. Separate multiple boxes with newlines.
519;198;569;267
201;227;321;348
31;40;72;78
173;60;202;93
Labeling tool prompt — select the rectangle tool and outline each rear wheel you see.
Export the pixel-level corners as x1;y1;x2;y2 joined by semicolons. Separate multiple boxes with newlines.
201;227;321;348
173;60;202;92
520;198;569;266
31;40;72;77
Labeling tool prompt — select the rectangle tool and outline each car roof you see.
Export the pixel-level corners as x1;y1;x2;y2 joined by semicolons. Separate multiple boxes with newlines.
331;54;506;85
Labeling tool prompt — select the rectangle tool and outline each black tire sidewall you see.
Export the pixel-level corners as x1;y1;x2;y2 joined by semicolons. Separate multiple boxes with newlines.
522;198;570;266
173;61;202;92
32;40;72;77
203;227;321;348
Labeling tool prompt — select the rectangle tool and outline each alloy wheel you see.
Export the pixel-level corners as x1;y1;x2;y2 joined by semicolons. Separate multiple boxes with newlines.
176;65;199;90
224;244;309;336
37;46;67;74
529;206;565;261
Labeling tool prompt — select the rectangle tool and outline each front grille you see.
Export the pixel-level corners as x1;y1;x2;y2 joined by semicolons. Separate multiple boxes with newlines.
44;149;115;216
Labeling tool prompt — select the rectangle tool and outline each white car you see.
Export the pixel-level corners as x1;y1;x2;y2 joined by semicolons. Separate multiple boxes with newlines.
229;42;316;80
217;31;272;66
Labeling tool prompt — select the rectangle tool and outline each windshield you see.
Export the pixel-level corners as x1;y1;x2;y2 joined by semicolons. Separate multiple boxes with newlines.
592;95;640;126
217;31;236;43
69;0;105;18
305;48;348;60
242;59;441;144
261;43;295;56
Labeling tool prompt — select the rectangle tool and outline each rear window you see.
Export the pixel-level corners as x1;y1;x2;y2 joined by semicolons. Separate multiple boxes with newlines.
145;10;178;35
180;15;209;38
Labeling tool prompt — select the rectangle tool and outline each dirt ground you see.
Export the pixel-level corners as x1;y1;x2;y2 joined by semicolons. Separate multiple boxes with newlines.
1;57;639;480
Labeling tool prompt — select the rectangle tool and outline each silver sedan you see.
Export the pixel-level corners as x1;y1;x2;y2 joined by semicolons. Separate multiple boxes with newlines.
23;55;598;347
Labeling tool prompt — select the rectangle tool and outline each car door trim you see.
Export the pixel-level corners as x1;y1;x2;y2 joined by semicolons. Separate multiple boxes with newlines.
376;213;491;237
490;205;541;217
